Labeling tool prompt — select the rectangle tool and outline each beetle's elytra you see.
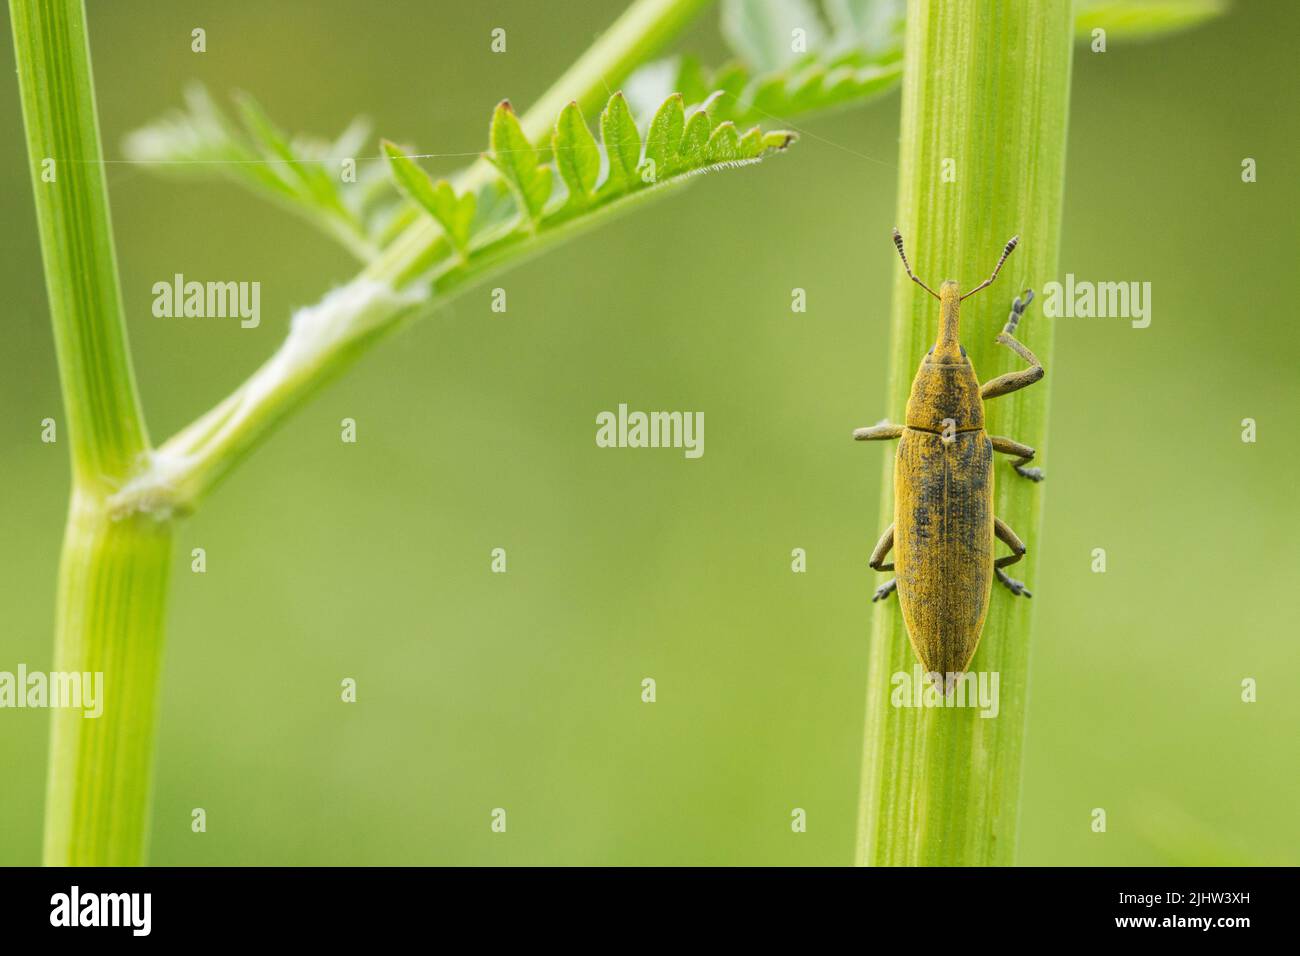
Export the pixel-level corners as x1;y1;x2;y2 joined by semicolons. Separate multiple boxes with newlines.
855;229;1045;677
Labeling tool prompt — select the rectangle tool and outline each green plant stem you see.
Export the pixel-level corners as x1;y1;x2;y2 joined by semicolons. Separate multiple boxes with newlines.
10;0;147;484
44;499;172;865
10;0;174;864
855;0;1074;866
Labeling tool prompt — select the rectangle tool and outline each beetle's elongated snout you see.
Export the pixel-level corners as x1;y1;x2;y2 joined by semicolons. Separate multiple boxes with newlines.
931;280;965;363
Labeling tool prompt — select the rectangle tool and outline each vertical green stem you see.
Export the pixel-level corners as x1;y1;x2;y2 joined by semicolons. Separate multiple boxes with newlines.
10;0;147;485
44;500;172;865
856;0;1074;866
11;0;173;864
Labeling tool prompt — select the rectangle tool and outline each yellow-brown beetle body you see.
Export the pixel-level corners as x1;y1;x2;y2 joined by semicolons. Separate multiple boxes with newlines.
855;231;1045;676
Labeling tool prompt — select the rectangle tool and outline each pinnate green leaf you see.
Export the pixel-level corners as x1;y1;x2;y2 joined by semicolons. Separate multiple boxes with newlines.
552;102;601;207
679;107;712;164
705;122;743;163
599;92;643;194
487;100;552;225
235;92;344;216
127;86;796;283
426;182;476;254
738;126;765;157
382;140;475;255
644;94;685;179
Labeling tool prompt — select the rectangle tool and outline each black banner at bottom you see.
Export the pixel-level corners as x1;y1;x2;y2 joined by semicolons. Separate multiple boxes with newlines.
0;866;1284;942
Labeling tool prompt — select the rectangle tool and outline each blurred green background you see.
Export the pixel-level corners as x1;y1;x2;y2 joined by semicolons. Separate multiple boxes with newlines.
1;1;1296;866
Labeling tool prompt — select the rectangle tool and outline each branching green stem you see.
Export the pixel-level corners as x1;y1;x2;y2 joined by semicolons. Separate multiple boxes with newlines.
112;0;720;517
17;0;713;866
10;0;173;864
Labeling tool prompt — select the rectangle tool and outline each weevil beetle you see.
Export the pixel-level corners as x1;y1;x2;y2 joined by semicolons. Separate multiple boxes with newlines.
853;229;1045;677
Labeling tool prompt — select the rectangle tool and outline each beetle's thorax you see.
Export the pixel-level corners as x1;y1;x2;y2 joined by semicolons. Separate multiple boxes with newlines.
904;280;985;432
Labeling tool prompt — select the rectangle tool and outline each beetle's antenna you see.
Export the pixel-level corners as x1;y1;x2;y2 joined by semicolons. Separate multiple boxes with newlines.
892;228;940;300
960;235;1019;301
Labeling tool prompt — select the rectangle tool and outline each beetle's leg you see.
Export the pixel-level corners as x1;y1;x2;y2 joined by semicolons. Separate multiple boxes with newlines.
989;435;1044;482
993;517;1032;597
853;420;904;442
869;524;895;571
857;433;900;601
995;568;1030;597
980;290;1045;401
868;523;897;601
